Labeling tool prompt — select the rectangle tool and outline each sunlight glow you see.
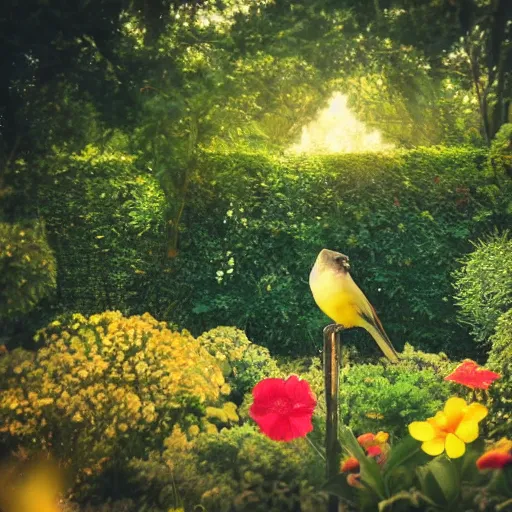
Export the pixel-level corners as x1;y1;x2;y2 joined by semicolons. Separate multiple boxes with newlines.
289;93;394;154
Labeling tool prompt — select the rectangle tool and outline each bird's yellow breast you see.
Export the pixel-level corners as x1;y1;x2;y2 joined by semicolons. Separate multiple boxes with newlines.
309;268;361;327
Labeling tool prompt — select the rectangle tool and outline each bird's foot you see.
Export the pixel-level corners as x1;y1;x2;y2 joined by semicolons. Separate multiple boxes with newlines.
323;323;346;337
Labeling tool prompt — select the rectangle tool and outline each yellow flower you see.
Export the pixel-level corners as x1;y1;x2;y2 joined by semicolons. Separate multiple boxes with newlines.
72;412;83;423
188;425;200;436
409;397;488;458
105;426;116;438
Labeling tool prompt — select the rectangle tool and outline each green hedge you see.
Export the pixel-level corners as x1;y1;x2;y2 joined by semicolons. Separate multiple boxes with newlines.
36;145;511;357
38;148;167;315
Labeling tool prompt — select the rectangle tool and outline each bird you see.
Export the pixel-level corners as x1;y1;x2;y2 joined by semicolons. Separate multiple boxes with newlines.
309;248;399;362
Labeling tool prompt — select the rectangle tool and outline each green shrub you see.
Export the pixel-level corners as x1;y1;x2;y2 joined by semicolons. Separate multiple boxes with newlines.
453;232;512;344
487;309;512;437
38;147;168;315
0;311;232;490
0;221;56;318
335;345;455;438
197;326;280;402
489;123;512;179
240;345;455;441
129;424;325;512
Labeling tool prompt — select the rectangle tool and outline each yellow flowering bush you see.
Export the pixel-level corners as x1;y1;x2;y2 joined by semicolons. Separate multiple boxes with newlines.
0;311;232;484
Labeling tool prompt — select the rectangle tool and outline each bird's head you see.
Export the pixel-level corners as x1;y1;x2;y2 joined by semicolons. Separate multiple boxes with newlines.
316;248;350;273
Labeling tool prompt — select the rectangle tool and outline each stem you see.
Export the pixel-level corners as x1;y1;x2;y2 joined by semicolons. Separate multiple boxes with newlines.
305;434;325;461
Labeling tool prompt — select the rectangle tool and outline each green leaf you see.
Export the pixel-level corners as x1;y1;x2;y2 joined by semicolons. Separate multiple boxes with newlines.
417;456;459;506
339;425;386;499
384;435;423;474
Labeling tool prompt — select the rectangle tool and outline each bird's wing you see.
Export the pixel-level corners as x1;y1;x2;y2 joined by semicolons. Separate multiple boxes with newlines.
358;303;399;362
346;276;398;362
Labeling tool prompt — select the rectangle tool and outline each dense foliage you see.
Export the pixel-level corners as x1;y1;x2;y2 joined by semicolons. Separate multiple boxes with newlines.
33;146;511;358
487;309;512;437
38;148;166;314
1;1;511;510
0;221;56;319
453;232;512;344
129;424;325;512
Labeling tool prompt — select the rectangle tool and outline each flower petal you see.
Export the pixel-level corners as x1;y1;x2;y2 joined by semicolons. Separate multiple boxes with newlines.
357;433;375;447
257;413;296;441
444;397;467;418
477;449;512;470
374;431;389;444
422;437;445;456
445;433;465;458
409;421;435;441
455;420;479;443
288;414;314;439
463;402;488;423
340;456;360;472
444;360;500;390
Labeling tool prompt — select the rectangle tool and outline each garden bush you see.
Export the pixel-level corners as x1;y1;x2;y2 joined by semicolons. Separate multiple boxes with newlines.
0;311;233;491
0;221;56;319
486;309;512;438
453;232;512;344
35;145;512;357
338;345;456;438
285;344;456;439
129;424;325;512
197;326;280;403
38;147;168;316
489;123;512;179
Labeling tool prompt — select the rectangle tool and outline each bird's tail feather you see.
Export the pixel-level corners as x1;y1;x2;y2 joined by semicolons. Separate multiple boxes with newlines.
365;322;399;362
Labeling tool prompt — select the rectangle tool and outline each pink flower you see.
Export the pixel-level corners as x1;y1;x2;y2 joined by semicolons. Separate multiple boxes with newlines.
444;360;500;390
249;376;316;442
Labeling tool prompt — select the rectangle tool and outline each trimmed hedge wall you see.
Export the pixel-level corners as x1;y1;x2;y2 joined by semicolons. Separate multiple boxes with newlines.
37;146;511;357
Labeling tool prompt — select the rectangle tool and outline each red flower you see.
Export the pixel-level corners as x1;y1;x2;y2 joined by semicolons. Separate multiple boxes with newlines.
477;438;512;470
477;450;512;470
444;360;500;390
366;445;382;458
249;376;316;442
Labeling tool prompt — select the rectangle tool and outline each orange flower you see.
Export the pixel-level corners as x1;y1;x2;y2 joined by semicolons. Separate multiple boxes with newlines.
357;433;375;448
340;456;359;472
444;360;500;390
476;438;512;470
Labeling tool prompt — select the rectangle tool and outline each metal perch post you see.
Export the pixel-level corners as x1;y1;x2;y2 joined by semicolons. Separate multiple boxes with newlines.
323;323;343;512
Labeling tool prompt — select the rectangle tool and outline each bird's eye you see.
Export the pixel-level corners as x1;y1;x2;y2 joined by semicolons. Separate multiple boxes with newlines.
335;255;350;268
